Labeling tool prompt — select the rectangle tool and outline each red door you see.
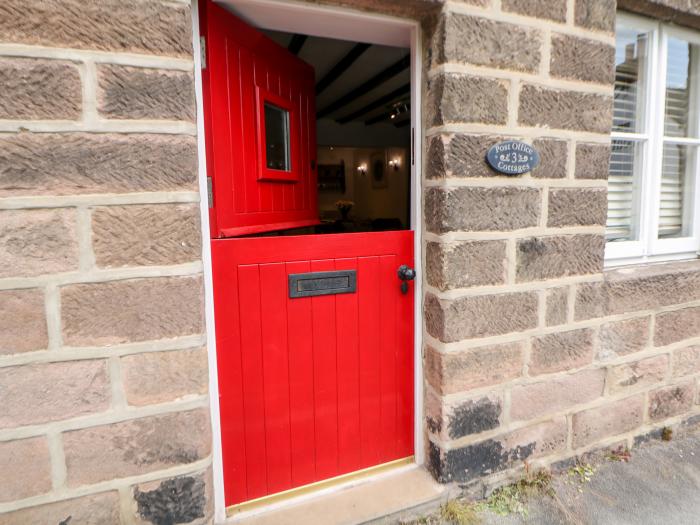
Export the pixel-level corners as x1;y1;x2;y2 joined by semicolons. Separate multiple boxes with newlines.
201;1;414;508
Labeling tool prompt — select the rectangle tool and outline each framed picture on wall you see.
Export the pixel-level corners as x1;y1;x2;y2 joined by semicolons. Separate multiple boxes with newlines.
317;160;346;193
370;151;387;189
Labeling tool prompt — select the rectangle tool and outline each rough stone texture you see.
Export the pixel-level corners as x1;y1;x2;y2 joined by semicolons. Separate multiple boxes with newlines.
92;204;201;268
597;316;651;360
531;138;568;179
654;306;700;347
122;347;208;406
619;0;700;31
443;134;508;178
547;188;608;227
575;143;611;179
0;133;198;197
572;395;644;448
424;186;540;233
0;360;110;429
425;343;524;395
61;276;204;346
0;0;193;57
426;135;446;180
133;473;208;525
502;0;567;22
426;391;503;440
0;437;51;502
673;346;700;377
427;73;508;126
649;383;695;421
425;292;538;342
435;12;542;72
518;85;613;134
0;288;47;355
0;491;120;525
516;235;604;282
608;355;669;393
425;240;507;291
529;328;595;375
545;286;569;327
575;0;616;33
0;58;81;120
97;65;195;121
550;34;615;84
0;208;78;278
510;369;605;421
63;409;211;486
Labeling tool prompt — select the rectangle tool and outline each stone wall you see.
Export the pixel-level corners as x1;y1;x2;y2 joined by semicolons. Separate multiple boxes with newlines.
423;0;700;486
0;1;212;523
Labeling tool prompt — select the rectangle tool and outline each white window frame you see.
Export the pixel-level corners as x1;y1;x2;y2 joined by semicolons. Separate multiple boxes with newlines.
606;12;700;266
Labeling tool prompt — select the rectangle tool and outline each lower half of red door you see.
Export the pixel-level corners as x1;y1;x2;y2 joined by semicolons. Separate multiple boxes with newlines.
211;231;414;507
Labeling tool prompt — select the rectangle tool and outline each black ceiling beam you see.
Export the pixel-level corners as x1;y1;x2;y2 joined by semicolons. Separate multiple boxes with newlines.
336;83;410;124
316;43;371;95
364;102;410;126
287;35;307;55
317;54;410;119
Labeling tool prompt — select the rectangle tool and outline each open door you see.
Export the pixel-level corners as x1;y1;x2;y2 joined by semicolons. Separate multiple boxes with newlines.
201;0;415;509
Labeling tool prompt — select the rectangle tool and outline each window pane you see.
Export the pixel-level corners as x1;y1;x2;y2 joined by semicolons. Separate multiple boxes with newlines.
607;139;643;242
264;102;291;171
664;38;699;138
658;143;696;238
613;25;649;133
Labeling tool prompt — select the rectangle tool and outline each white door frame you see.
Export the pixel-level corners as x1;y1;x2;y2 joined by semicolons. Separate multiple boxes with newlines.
190;1;423;521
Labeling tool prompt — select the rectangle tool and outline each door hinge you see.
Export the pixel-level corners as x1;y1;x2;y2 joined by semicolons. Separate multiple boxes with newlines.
200;36;207;69
207;176;213;208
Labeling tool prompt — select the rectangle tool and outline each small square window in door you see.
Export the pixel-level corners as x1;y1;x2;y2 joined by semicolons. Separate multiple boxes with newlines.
256;87;300;182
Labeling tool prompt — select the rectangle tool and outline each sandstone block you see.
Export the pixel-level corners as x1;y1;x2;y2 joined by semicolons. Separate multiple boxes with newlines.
0;437;51;502
424;186;540;233
673;346;700;378
654;306;700;347
425;240;507;291
545;286;569;327
516;235;604;282
427;73;508;126
132;471;212;525
63;409;211;486
531;138;568;179
426;135;446;180
597;316;650;360
0;133;197;197
502;0;567;21
0;288;47;355
648;383;695;421
529;328;595;375
572;395;644;448
510;369;605;421
575;0;616;33
0;492;120;525
61;276;204;346
547;188;608;227
443;134;507;178
97;65;195;121
608;355;669;393
574;281;606;321
0;58;81;120
575;143;611;179
550;34;615;84
0;209;78;278
426;390;503;440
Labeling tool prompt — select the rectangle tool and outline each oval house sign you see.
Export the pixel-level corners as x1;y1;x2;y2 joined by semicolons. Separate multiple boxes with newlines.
486;140;540;175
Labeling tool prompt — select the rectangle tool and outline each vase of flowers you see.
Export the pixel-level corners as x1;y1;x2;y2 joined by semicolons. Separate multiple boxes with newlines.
335;199;354;221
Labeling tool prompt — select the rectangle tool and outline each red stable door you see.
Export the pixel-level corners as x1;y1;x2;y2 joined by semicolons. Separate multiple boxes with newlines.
200;0;415;508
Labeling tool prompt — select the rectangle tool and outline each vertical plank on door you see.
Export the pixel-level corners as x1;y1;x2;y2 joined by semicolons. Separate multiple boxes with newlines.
379;255;398;460
396;252;414;458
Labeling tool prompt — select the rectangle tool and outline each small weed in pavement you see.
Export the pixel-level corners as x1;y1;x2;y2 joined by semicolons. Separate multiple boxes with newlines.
479;468;554;518
440;498;481;525
605;445;632;462
662;427;673;441
566;462;596;492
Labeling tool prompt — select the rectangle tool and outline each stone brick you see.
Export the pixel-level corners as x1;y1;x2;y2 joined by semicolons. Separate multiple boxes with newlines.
575;143;611;179
648;383;695;421
518;85;612;134
425;240;507;291
0;288;47;355
425;292;538;342
63;409;211;486
529;328;595;375
61;276;204;346
92;204;201;268
426;135;446;180
575;0;616;33
425;343;524;395
436;12;542;72
0;360;110;429
426;390;503;440
0;437;51;502
97;65;195;121
531;138;568;179
444;134;507;178
545;286;569;327
574;281;606;321
654;306;700;347
427;73;508;126
597;316;650;360
547;188;608;227
516;235;604;282
572;395;644;448
550;34;615;84
0;133;197;197
673;346;700;377
424;187;540;233
608;355;669;394
0;209;78;278
132;471;211;525
510;369;605;421
0;58;81;120
0;0;192;57
122;347;208;406
502;0;567;22
619;0;700;29
0;492;120;525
